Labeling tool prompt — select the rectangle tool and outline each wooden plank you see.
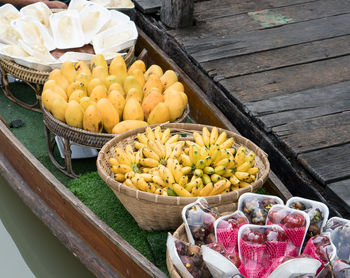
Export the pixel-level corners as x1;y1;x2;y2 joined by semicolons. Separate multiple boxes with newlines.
193;0;316;21
245;81;350;132
298;143;350;185
220;55;350;103
272;112;350;155
134;0;161;14
182;13;350;63
170;0;350;42
326;179;350;214
200;35;350;80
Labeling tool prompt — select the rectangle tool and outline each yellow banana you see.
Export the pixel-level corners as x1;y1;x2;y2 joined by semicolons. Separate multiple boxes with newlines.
115;147;131;165
191;186;201;196
173;164;183;183
148;140;163;158
202;174;211;185
173;183;192;197
210;127;218;145
227;148;236;156
167;134;179;144
237;161;254;172
137;133;148;145
245;175;255;183
165;143;172;158
114;173;125;182
146;182;156;193
194;168;203;177
161;128;171;144
204;156;212;167
211;174;222;183
154;126;162;141
226;158;236;169
180;153;192;167
185;179;198;192
143;148;160;161
215;131;227;146
125;171;135;179
109;158;119;166
247;167;259;175
136;177;148;191
219;137;234;149
210;180;227;196
245;151;256;162
214;165;226;176
164;167;175;185
199;182;214;196
235;171;250;181
230;175;240;186
124;179;134;187
239;181;251;188
195;159;206;169
189;144;201;165
134;149;143;165
145;126;155;141
140;158;159;168
193;132;204;146
202;127;210;147
152;175;166;187
203;166;215;175
125;144;135;163
134;141;145;150
181;166;192;175
178;175;188;187
111;164;132;174
171;141;185;158
223;169;235;178
215;158;230;167
139;173;153;182
235;147;246;167
154;188;163;195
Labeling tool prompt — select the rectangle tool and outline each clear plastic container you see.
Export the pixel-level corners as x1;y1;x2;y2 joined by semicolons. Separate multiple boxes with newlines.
98;10;130;34
79;2;111;44
11;16;55;51
50;10;85;49
237;192;284;225
329;222;350;261
20;2;52;30
182;198;219;246
92;20;137;54
266;204;310;256
323;216;350;233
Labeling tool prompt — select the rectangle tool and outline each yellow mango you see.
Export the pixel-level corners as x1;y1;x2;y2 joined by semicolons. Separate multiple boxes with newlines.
83;104;103;133
105;75;119;89
143;74;163;97
108;90;125;119
130;68;145;88
92;65;108;86
128;60;146;74
75;61;91;77
90;85;107;103
147;102;170;125
76;72;91;90
60;61;76;84
43;80;67;101
124;75;142;97
109;55;127;84
67;80;86;98
164;90;188;107
112;120;148;134
48;69;69;91
144;64;163;80
126;87;143;103
41;89;64;112
123;97;144;121
141;90;164;120
90;54;108;72
51;98;68;122
160;70;178;89
65;100;84;128
69;89;86;103
43;79;57;92
79;96;96;111
164;91;186;122
163;82;184;95
97;98;119;133
108;82;125;97
87;78;106;96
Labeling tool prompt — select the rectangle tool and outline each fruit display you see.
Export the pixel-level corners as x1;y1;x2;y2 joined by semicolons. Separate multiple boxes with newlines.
182;198;219;246
328;223;350;261
287;197;329;240
41;54;189;134
323;217;350;233
317;259;350;278
238;193;283;225
108;125;261;197
266;205;309;256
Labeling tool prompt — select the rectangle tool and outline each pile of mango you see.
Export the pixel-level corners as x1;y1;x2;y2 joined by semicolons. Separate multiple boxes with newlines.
41;54;188;134
109;126;259;197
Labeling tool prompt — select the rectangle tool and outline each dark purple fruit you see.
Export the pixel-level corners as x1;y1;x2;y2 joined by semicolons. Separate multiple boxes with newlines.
180;255;194;272
261;198;278;210
187;245;201;257
205;233;216;244
289;201;306;210
207;242;226;255
175;240;187;256
250;208;267;225
308;224;321;237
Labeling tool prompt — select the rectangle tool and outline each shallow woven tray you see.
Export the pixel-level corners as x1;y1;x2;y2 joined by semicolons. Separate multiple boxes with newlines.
97;123;270;231
0;45;135;86
42;103;189;149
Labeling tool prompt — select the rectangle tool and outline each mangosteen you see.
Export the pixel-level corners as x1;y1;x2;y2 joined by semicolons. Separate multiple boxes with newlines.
261;198;278;210
205;233;216;244
207;242;226;255
190;225;207;243
175;240;187;256
289;201;306;211
308;224;321;237
187;245;201;257
199;264;211;278
250;208;267;225
180;255;194;272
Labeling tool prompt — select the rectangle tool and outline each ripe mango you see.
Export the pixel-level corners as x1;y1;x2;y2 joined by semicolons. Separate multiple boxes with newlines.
105;75;119;89
43;80;67;101
128;60;146;74
92;65;108;86
163;82;184;95
87;78;106;96
164;91;186;122
108;90;125;119
61;61;76;84
65;100;84;128
90;54;108;72
51;98;68;122
48;69;69;91
90;85;107;103
123;97;144;121
130;68;145;88
41;89;64;112
80;96;96;111
69;89;86;103
109;55;127;84
143;74;163;97
111;120;148;134
124;75;142;98
144;64;163;80
83;104;103;133
67;80;86;98
141;90;164;120
126;87;143;103
75;61;91;77
147;102;170;125
96;98;119;133
76;72;91;90
160;70;178;90
108;82;125;97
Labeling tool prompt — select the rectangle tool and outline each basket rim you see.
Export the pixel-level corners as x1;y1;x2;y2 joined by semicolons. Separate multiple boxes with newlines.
97;123;270;206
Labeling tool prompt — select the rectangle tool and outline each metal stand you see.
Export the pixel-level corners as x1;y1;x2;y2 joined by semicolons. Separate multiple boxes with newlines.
0;65;42;113
44;125;79;178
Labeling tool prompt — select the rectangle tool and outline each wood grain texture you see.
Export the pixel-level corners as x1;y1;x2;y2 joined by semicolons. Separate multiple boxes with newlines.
134;0;161;14
160;0;193;28
245;81;350;132
299;143;350;185
326;179;350;213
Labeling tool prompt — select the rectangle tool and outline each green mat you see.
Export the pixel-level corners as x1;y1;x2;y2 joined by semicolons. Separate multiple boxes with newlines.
0;82;169;275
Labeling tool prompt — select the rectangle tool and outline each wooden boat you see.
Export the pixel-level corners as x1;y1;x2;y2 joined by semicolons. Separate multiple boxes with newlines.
0;29;292;278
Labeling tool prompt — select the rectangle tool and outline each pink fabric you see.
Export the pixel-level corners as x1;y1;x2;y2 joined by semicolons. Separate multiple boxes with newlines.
217;227;239;254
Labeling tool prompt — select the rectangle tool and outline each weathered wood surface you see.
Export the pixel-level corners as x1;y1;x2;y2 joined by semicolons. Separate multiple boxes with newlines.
134;0;161;14
160;0;194;28
132;0;350;215
326;179;350;213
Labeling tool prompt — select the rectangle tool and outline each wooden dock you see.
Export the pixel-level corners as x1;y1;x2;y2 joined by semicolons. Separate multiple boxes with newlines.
131;0;350;217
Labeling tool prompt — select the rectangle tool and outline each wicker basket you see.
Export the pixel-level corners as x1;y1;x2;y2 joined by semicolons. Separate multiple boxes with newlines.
97;123;270;231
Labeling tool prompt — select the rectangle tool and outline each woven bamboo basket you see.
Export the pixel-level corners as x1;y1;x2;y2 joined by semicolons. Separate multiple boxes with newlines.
0;45;135;86
97;123;270;231
42;103;189;149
